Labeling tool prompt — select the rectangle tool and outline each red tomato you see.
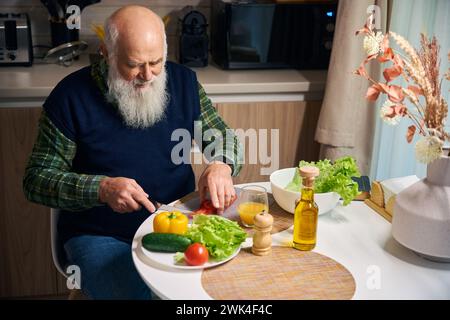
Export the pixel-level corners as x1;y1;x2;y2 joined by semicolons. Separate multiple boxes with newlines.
197;200;217;213
202;200;216;211
190;200;217;218
184;243;209;266
189;197;237;218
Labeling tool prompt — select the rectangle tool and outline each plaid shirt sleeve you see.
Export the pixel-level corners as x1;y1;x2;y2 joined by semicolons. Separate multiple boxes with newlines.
197;82;243;177
23;111;106;211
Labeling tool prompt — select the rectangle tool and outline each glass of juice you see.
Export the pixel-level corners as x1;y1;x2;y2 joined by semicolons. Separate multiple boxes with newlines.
237;185;269;227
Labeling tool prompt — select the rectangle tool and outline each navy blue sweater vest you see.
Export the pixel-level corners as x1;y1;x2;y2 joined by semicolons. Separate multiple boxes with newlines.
43;62;200;244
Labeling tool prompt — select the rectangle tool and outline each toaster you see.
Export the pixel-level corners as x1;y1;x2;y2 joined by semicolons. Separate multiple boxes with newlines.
0;13;33;66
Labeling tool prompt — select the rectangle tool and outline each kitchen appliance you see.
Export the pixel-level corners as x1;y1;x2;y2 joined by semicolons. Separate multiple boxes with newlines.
211;0;338;70
44;40;88;66
178;9;209;67
0;13;33;66
41;0;101;48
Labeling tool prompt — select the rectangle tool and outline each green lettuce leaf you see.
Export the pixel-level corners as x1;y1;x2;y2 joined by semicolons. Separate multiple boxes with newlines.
184;215;247;261
174;251;185;263
285;156;361;205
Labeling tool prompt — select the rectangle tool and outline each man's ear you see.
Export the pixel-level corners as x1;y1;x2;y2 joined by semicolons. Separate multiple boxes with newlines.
99;42;108;59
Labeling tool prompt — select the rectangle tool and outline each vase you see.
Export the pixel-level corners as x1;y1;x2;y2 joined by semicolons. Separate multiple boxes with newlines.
392;155;450;263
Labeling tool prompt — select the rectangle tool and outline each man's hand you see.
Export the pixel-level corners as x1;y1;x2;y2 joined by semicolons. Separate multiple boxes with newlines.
198;161;236;214
99;177;156;213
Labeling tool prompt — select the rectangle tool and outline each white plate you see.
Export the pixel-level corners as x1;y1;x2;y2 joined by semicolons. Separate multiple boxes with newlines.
139;212;241;270
141;243;240;270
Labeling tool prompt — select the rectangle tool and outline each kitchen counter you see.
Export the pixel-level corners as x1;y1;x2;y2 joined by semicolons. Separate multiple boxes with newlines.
0;54;327;106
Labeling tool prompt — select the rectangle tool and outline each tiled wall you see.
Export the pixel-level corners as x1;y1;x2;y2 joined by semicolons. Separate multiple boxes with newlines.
1;0;212;57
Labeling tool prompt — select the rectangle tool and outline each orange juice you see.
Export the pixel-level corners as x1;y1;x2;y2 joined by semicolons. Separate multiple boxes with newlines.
238;202;268;226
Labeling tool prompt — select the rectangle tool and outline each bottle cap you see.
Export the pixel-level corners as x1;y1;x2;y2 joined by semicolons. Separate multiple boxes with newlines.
299;166;320;178
299;166;319;188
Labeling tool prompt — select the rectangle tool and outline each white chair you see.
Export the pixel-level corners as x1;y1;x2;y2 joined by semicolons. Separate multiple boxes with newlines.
50;208;66;276
50;208;85;299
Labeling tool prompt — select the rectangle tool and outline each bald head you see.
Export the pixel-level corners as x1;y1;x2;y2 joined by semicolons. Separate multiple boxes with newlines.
107;6;165;51
104;5;167;60
109;5;162;27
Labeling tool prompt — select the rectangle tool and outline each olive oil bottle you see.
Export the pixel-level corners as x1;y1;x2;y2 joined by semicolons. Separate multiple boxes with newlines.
293;166;320;251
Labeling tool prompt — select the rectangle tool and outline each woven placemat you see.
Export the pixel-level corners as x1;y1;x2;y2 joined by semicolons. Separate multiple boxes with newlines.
173;190;293;236
202;246;356;300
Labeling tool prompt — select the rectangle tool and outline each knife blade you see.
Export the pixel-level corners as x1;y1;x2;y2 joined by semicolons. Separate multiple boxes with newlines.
157;204;194;217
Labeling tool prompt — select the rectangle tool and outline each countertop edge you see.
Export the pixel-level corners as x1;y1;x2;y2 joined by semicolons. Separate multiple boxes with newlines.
0;56;328;101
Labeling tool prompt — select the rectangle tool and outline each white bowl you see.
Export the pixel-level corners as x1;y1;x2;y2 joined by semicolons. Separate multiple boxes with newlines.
270;167;340;215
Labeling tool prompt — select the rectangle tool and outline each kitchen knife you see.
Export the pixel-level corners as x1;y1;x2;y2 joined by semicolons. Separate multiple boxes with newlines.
50;0;64;19
68;0;101;13
41;0;60;19
57;0;69;13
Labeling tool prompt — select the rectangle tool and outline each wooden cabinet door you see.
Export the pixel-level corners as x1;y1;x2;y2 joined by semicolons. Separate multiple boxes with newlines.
0;107;59;298
215;101;322;184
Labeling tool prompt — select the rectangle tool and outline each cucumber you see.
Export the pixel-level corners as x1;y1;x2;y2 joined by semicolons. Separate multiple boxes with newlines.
142;232;192;253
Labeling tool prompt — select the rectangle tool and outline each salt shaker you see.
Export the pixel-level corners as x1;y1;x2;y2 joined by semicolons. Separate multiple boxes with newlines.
252;211;274;256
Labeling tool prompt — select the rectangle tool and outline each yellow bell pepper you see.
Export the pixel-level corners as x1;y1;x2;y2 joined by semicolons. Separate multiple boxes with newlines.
153;211;188;235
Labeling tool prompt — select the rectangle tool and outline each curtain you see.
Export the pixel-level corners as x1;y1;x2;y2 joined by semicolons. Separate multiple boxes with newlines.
314;0;388;175
370;0;450;181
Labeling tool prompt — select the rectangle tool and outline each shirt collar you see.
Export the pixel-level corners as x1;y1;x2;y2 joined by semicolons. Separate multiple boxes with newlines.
91;58;122;110
91;57;109;97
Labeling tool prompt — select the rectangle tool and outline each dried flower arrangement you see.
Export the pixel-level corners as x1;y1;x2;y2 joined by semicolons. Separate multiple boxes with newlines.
354;19;449;164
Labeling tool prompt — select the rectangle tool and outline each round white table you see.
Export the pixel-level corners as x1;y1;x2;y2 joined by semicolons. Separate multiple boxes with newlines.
132;182;450;300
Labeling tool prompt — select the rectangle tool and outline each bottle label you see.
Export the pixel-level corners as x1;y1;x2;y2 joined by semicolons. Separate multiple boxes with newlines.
299;211;317;238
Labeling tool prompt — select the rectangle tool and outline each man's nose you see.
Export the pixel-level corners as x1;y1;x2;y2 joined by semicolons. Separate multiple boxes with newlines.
140;64;153;82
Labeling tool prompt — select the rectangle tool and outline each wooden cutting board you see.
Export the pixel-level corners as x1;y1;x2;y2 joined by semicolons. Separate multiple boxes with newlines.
202;246;356;300
173;190;294;236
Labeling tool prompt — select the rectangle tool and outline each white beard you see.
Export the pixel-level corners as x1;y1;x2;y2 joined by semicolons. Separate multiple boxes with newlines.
106;62;168;129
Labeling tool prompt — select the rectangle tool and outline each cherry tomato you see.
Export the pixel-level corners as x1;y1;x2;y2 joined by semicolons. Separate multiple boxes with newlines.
184;243;209;266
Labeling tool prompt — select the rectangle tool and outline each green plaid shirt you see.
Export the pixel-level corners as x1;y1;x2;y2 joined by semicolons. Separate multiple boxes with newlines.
23;60;243;211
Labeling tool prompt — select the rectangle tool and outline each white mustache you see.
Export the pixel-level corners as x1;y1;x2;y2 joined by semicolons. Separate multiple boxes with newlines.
134;77;155;86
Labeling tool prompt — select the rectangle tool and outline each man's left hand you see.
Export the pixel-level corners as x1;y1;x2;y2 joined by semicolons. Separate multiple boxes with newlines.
198;161;236;214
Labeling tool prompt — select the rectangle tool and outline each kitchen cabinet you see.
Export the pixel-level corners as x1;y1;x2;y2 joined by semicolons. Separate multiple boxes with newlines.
0;107;68;298
191;101;322;185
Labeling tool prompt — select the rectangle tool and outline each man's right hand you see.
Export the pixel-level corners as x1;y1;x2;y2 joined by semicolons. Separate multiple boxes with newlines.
98;177;156;213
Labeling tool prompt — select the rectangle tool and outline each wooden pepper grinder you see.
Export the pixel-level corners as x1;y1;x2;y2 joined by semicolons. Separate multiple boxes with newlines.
252;211;274;256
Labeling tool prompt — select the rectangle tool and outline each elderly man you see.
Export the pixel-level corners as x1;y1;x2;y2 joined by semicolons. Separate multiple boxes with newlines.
23;6;242;299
